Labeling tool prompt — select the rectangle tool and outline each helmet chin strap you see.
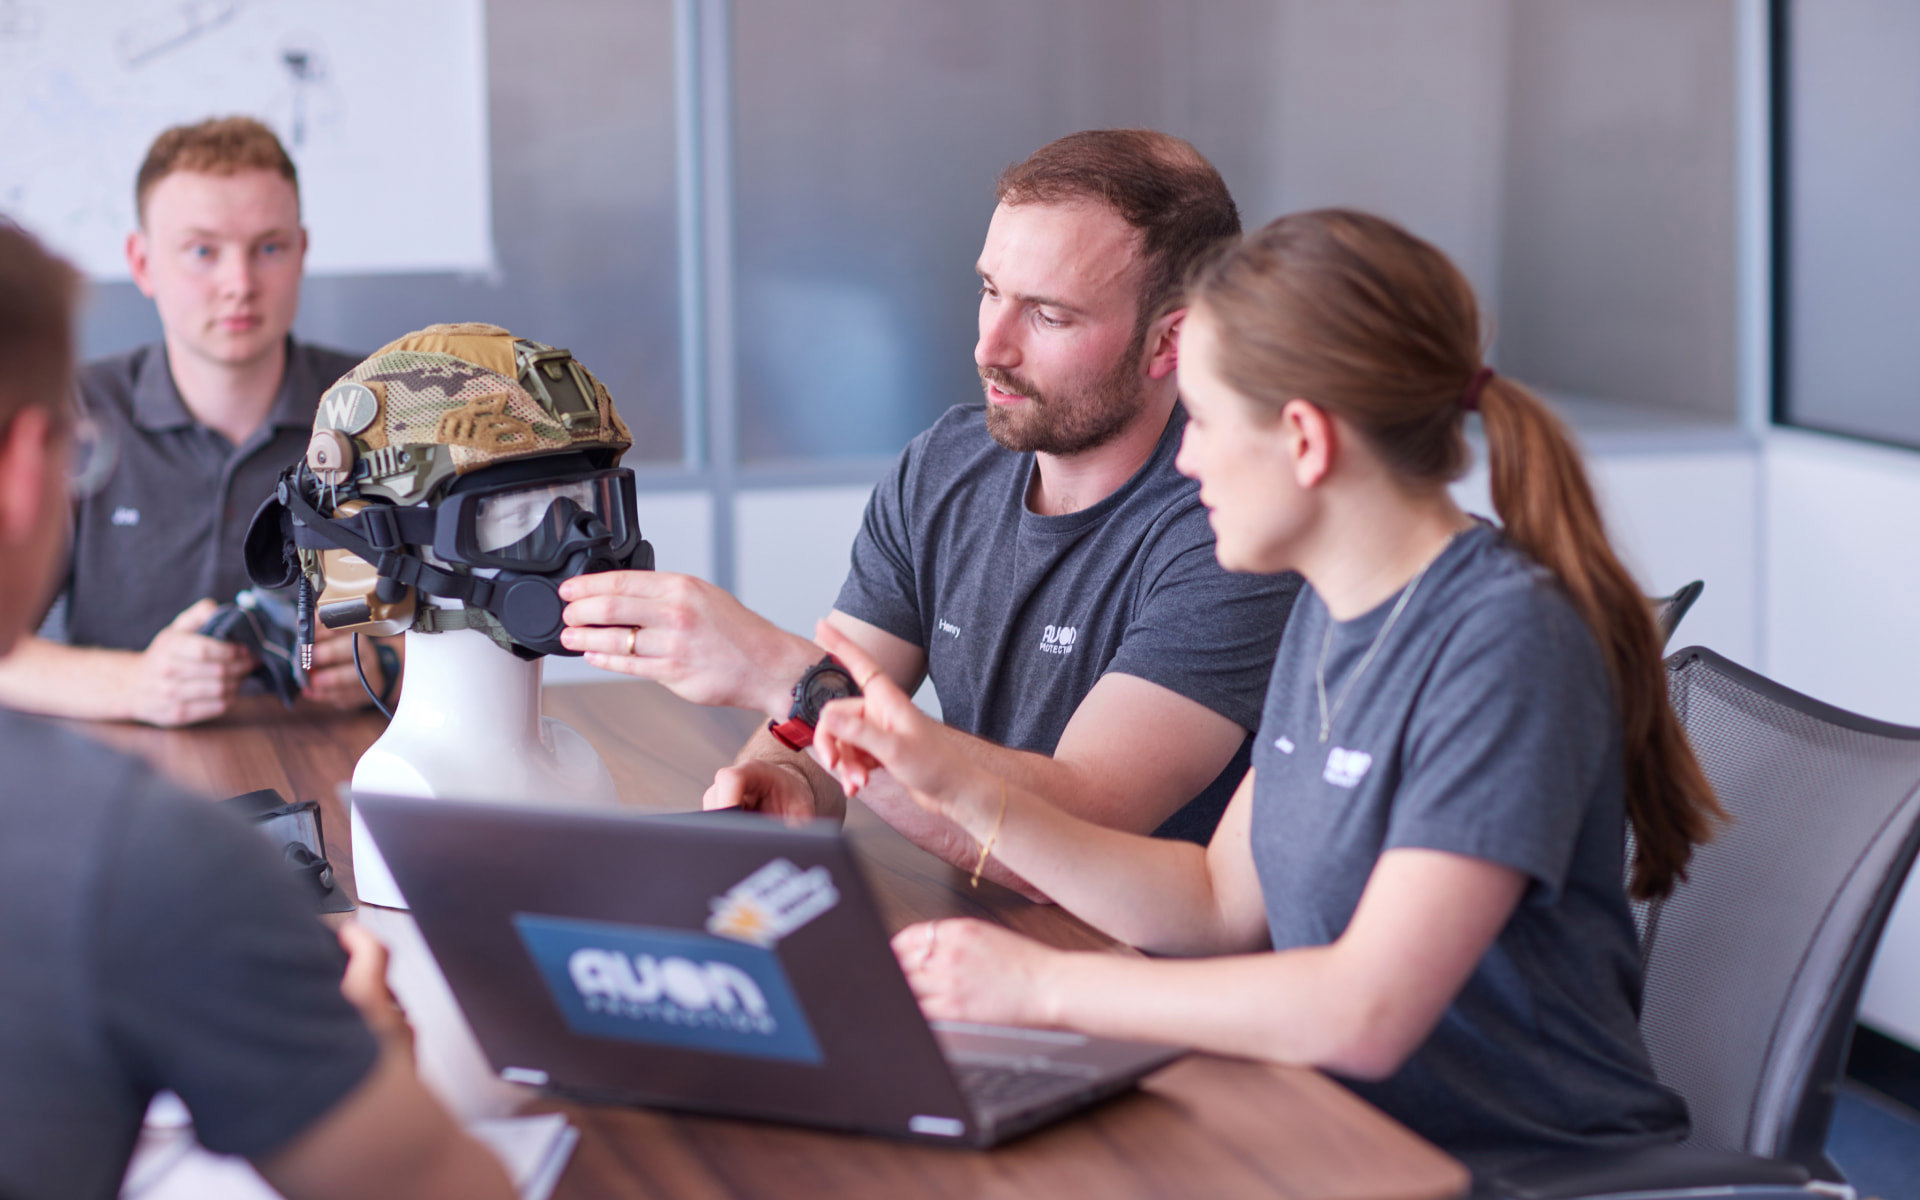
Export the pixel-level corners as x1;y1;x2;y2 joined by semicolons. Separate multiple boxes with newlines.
278;481;640;656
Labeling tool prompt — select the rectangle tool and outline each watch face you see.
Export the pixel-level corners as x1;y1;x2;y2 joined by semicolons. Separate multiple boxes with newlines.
797;664;857;723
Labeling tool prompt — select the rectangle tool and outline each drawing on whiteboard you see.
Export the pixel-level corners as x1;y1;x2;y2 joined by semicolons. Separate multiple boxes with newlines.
116;0;242;69
275;36;333;148
0;0;494;279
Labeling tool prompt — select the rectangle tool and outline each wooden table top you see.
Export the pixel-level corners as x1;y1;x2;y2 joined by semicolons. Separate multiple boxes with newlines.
78;683;1469;1200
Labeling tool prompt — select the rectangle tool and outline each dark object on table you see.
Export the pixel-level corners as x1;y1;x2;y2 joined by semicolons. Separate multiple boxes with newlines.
221;788;353;914
200;588;304;708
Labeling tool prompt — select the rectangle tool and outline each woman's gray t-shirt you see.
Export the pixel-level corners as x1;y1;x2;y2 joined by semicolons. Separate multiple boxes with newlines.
1249;523;1688;1164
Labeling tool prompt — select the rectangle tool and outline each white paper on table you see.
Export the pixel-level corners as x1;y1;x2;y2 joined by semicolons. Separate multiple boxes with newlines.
119;1107;577;1200
472;1113;580;1200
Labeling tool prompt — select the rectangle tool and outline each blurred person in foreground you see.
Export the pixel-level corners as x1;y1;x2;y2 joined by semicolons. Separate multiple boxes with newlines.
0;220;507;1200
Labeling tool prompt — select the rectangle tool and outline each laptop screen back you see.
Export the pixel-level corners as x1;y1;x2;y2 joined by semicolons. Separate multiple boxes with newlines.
357;795;975;1138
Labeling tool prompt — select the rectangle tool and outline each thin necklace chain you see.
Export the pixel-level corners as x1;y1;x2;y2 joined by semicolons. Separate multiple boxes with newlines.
1315;539;1452;743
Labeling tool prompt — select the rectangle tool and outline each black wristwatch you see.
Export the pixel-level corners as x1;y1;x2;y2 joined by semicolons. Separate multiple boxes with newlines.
767;655;862;751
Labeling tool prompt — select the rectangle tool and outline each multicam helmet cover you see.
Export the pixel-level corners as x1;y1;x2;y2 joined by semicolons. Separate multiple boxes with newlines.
308;322;632;506
246;323;648;660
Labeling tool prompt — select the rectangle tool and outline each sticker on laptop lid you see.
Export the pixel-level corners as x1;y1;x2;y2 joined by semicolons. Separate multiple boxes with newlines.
706;857;839;947
512;913;824;1065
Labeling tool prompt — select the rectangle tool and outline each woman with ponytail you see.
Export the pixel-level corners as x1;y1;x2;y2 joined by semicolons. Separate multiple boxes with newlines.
808;208;1721;1169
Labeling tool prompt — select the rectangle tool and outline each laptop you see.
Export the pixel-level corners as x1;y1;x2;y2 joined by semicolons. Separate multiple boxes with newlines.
356;794;1186;1147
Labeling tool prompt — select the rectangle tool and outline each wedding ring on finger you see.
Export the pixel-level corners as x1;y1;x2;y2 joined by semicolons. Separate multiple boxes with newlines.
626;627;639;656
858;668;883;691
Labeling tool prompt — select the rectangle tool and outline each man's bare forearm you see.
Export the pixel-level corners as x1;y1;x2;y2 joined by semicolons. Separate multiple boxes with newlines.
255;1039;515;1200
939;725;1139;829
0;637;135;720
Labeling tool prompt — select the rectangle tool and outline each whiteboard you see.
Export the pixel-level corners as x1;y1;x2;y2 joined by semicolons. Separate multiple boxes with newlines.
0;0;494;279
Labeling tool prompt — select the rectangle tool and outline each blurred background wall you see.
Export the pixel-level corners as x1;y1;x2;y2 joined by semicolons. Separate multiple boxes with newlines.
77;0;1744;468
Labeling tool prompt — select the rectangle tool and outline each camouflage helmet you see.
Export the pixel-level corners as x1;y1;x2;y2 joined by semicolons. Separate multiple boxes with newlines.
245;322;648;660
304;322;632;505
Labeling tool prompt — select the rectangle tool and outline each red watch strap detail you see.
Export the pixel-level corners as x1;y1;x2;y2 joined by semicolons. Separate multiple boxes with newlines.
768;717;814;751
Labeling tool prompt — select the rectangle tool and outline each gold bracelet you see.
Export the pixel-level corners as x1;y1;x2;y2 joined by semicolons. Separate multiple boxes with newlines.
970;778;1008;889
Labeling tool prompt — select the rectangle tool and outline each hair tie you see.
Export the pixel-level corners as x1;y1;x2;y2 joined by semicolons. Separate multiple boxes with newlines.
1461;366;1495;413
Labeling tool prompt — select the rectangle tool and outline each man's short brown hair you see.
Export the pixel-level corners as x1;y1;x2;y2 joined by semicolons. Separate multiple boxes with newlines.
996;129;1240;334
135;116;300;225
0;221;81;436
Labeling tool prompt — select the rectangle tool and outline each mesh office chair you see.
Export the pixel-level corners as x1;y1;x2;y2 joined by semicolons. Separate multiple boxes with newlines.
1494;647;1920;1199
1654;581;1705;647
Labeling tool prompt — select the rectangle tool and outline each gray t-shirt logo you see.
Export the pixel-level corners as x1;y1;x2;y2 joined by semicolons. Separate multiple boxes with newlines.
1322;746;1374;789
1039;624;1078;655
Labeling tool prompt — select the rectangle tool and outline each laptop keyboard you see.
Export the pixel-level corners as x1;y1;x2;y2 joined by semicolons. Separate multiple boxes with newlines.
953;1063;1087;1111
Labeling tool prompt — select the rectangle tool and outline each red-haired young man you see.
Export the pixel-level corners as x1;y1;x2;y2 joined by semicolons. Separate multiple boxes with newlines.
0;116;392;725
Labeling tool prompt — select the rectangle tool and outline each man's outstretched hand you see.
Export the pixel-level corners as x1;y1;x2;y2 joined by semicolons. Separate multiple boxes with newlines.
702;758;844;821
558;571;819;716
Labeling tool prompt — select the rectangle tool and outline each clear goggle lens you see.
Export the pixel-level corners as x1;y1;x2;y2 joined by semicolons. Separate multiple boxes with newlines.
471;476;624;564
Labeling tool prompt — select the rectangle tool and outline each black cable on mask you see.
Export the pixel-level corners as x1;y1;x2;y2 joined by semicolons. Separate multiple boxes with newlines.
352;633;395;721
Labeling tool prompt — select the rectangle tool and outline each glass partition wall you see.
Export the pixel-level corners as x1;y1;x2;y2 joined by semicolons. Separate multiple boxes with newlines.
730;0;1286;463
77;0;1741;587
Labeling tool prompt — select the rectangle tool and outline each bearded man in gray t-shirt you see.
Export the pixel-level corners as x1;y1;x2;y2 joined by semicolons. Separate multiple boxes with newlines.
560;130;1297;892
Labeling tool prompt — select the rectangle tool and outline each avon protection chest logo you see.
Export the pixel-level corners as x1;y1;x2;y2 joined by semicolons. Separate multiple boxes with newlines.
1322;747;1374;790
512;914;823;1064
1039;624;1078;655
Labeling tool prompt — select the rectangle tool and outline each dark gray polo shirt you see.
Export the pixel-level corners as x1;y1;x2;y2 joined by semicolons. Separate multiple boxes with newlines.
55;339;361;650
836;403;1299;842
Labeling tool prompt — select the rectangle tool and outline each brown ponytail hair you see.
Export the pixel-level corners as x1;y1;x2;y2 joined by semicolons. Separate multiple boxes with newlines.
1189;209;1721;899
